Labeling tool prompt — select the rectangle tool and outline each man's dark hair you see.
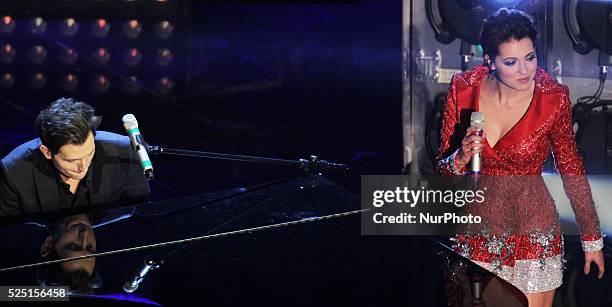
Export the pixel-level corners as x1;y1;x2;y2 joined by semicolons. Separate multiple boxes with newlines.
36;217;99;294
35;98;102;155
36;258;96;294
480;8;538;61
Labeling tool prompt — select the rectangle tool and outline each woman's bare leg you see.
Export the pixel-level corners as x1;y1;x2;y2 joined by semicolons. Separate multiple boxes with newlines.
525;289;555;307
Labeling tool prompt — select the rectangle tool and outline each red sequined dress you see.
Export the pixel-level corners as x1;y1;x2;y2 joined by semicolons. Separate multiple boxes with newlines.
436;64;603;293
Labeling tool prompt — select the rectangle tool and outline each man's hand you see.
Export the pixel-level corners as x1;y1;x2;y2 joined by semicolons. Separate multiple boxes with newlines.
584;250;605;279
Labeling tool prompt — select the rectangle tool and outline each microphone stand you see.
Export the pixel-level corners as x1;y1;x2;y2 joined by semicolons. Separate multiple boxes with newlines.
147;145;350;176
120;145;349;293
123;258;162;293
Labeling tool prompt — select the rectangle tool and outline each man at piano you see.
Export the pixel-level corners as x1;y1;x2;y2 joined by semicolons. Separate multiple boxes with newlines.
0;97;150;219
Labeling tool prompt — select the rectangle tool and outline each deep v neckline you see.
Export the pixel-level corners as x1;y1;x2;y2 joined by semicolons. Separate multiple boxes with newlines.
475;76;537;151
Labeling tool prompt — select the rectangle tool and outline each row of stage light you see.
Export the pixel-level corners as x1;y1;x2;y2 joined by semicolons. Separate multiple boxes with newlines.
0;72;174;95
0;14;178;94
1;16;174;39
0;44;173;67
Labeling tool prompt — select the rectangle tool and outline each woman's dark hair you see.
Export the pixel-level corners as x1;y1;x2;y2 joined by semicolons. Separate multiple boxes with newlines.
35;98;102;155
480;8;538;61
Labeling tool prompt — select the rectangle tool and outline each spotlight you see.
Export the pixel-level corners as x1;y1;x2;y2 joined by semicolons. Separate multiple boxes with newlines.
61;73;78;92
91;18;110;37
0;44;16;64
123;75;141;94
30;72;47;89
477;1;526;11
491;0;520;5
427;1;490;45
91;74;110;93
28;45;47;64
60;47;79;65
29;17;47;35
1;16;15;34
155;48;173;66
156;76;173;95
154;20;173;39
91;47;110;65
123;48;142;67
575;0;612;54
0;73;15;88
123;19;142;39
60;18;79;36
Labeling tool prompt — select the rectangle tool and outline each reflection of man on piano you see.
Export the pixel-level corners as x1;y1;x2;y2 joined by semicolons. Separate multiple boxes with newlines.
0;98;149;218
37;213;99;293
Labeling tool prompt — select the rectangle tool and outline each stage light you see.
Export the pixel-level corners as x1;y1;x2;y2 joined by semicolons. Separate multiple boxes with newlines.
574;0;612;54
28;45;47;64
123;19;142;39
491;0;520;5
154;20;173;39
123;48;142;67
29;17;47;35
155;48;173;66
0;73;15;88
60;18;79;36
123;75;141;94
91;74;110;93
61;73;78;92
1;16;15;34
30;72;47;89
156;76;173;94
428;1;489;45
91;18;110;37
479;0;527;11
60;47;79;65
0;44;16;64
91;47;110;65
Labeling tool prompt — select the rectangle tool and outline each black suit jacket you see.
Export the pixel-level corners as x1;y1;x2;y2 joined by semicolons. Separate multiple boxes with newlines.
0;131;150;218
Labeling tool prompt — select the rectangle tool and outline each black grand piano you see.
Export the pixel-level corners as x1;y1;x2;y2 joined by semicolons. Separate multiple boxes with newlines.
0;174;609;306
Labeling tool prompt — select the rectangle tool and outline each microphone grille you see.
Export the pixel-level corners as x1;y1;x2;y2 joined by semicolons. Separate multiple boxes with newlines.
123;280;138;293
470;112;484;129
122;114;138;129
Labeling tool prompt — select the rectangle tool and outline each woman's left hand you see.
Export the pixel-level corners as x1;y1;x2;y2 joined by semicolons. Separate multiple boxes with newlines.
584;250;605;279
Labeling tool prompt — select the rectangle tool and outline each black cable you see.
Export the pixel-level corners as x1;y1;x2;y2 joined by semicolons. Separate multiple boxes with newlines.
577;72;606;104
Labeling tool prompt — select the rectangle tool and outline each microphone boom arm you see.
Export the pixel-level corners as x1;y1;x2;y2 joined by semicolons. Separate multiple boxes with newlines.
147;145;349;176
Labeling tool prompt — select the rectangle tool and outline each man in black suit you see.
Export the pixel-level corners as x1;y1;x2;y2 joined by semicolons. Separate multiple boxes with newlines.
0;98;149;219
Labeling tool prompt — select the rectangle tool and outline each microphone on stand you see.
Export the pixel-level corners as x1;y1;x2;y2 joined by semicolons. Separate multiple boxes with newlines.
122;114;154;180
123;259;160;293
469;112;484;175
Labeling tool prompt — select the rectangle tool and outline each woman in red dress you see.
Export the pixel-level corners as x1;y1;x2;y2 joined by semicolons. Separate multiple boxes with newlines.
436;8;604;307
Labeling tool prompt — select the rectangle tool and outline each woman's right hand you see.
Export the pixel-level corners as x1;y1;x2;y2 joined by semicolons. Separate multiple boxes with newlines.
456;127;485;167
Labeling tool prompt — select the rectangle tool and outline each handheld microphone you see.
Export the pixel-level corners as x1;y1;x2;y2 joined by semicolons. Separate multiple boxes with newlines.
469;112;484;175
122;114;154;180
123;259;160;293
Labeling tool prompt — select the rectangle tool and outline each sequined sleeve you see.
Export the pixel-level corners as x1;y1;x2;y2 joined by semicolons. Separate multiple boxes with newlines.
436;76;466;175
549;87;603;251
